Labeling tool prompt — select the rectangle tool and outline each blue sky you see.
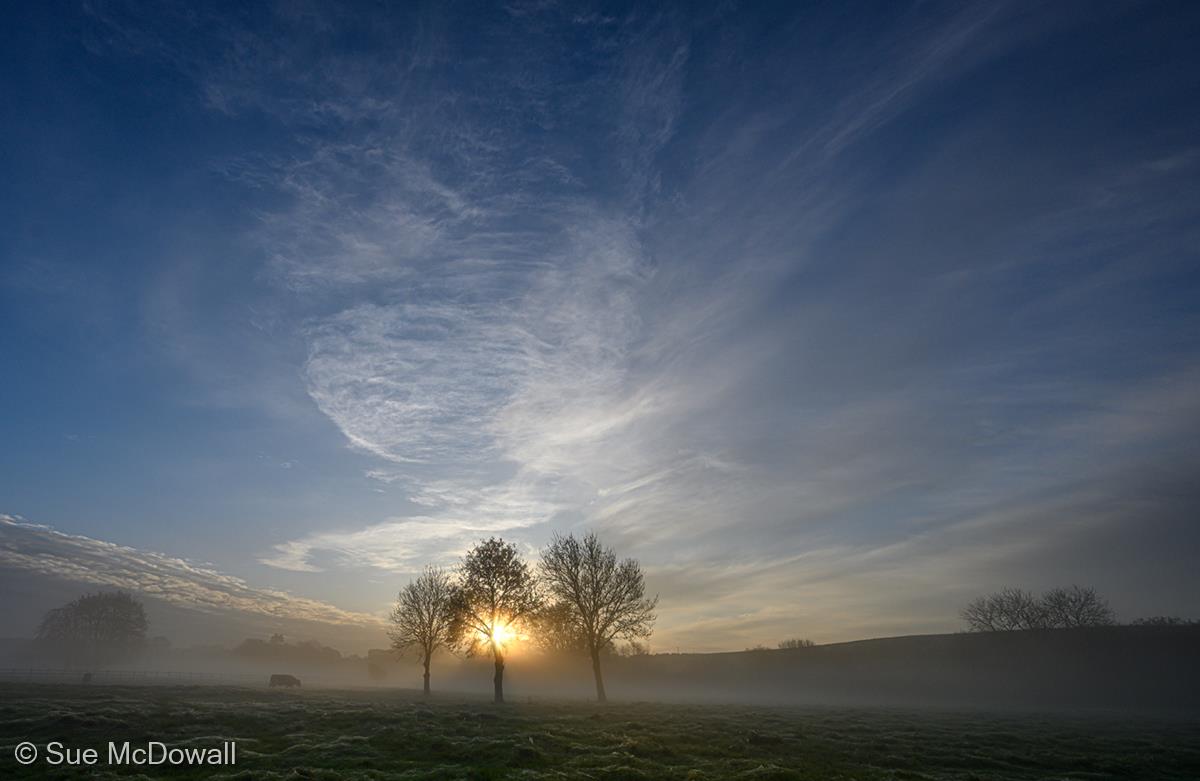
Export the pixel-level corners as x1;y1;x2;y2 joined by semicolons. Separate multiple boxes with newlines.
2;0;1199;653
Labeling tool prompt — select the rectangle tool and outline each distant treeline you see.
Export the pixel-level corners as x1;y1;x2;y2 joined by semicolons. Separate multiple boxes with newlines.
961;585;1197;632
24;576;1196;699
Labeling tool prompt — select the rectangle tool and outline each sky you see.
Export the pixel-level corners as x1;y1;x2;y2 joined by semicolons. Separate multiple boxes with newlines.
1;0;1199;654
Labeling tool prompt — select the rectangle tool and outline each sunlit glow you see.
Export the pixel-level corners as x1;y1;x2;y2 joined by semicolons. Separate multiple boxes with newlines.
479;619;524;651
492;621;514;647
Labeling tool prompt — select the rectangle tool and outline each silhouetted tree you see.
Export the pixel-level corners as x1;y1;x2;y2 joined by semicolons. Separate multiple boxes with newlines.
458;538;542;703
961;588;1046;631
778;638;815;649
37;591;148;666
539;532;657;703
1040;585;1114;628
388;566;463;695
962;585;1117;631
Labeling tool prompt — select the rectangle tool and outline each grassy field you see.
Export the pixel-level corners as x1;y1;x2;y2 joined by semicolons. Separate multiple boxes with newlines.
1;683;1198;780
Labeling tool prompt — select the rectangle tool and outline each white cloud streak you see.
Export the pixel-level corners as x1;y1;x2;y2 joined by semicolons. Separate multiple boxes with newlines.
0;515;382;628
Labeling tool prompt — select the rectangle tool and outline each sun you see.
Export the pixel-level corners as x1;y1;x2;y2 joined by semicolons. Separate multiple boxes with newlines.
480;619;521;650
491;620;515;648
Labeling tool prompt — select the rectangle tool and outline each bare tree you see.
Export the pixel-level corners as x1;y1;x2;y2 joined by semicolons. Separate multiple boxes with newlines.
1040;585;1114;628
539;532;657;703
457;538;542;703
388;566;463;695
962;585;1117;631
961;587;1046;632
961;593;1004;632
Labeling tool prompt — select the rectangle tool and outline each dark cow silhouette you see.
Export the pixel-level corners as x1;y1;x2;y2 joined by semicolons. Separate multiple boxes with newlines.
269;674;301;688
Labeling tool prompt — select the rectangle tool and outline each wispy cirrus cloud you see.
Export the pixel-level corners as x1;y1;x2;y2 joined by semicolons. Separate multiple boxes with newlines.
196;11;679;575
45;1;1200;651
259;474;563;573
233;5;1200;632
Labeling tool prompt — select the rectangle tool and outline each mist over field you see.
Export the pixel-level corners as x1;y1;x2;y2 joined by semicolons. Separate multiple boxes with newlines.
2;0;1200;777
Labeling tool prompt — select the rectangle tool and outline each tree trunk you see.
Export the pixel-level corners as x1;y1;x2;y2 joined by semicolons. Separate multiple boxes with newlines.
493;647;505;703
590;645;607;703
422;651;431;696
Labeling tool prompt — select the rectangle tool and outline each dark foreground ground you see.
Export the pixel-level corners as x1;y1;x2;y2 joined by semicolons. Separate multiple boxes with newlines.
1;683;1198;780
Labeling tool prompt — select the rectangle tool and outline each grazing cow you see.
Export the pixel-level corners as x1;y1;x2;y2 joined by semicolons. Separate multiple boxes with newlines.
269;674;301;688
